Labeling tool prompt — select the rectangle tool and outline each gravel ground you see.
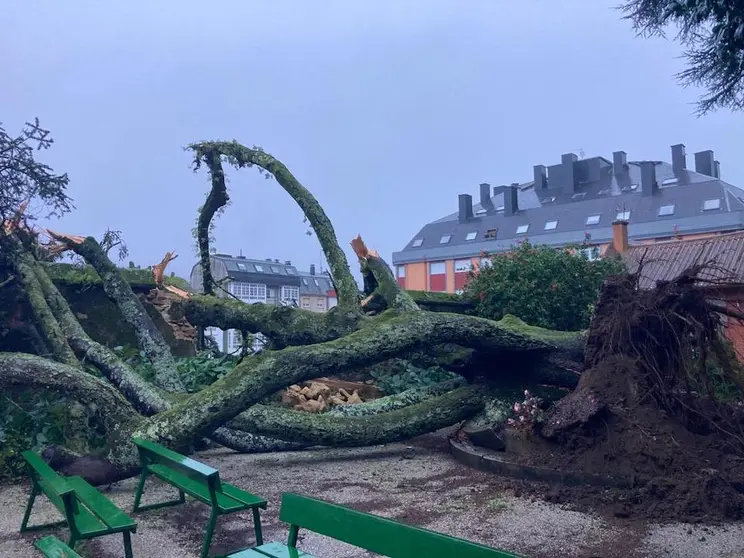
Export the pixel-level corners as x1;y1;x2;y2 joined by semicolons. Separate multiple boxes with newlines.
1;433;744;558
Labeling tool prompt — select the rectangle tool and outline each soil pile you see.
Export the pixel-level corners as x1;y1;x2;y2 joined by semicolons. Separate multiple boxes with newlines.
515;268;744;523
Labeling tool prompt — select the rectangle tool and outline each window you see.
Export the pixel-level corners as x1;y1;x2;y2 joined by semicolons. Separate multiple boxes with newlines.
254;264;264;272
439;235;451;244
544;220;558;230
484;228;498;239
465;232;478;241
396;265;406;278
313;278;319;286
629;183;639;191
286;268;296;274
302;278;308;285
281;286;299;302
270;265;281;273
230;282;266;302
229;330;243;350
661;177;678;186
581;247;600;261
454;259;472;273
429;262;446;275
571;192;586;200
542;196;556;203
316;300;326;309
516;224;529;235
301;300;310;309
616;210;631;221
703;198;721;211
479;258;492;269
495;206;505;212
236;262;247;271
658;204;675;216
586;214;600;226
412;238;424;247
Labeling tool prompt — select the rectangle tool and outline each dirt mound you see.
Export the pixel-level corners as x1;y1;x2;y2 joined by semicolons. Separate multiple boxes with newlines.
515;267;744;523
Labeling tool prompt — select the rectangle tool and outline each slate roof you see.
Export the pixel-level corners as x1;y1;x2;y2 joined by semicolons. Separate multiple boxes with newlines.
205;255;333;296
392;154;744;266
625;231;744;289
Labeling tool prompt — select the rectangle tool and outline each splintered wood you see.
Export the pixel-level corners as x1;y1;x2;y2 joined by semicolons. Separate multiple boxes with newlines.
152;251;178;285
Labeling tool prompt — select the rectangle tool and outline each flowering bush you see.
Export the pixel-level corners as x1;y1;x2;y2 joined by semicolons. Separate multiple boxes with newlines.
507;390;544;432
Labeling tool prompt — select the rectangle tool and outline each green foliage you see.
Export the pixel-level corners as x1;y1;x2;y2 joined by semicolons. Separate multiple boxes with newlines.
464;240;626;331
0;392;106;481
619;0;744;114
175;352;238;392
368;358;460;395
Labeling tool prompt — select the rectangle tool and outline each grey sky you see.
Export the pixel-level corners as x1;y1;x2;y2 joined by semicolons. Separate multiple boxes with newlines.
3;0;743;283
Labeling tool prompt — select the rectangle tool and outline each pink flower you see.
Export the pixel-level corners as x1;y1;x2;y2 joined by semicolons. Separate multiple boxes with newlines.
513;402;521;413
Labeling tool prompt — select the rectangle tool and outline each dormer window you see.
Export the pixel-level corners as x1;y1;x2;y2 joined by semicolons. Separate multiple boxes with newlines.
439;235;452;244
412;238;423;247
658;204;675;216
544;220;558;231
484;228;498;239
254;264;264;272
465;232;477;241
585;214;600;226
516;224;529;235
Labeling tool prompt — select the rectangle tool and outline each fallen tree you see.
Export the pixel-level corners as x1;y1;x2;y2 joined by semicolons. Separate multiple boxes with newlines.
0;139;587;485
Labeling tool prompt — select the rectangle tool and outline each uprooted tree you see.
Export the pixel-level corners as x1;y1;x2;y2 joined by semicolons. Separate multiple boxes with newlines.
2;125;743;498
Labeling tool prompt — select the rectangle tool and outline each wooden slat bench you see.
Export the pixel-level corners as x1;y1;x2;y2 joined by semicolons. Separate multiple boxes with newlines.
20;450;136;558
34;535;83;557
131;437;267;558
238;492;525;558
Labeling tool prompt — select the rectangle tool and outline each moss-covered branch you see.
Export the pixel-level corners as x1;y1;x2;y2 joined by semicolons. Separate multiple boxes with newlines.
33;261;171;414
231;386;483;446
0;352;137;436
178;294;365;348
132;310;580;452
13;245;79;367
192;150;229;296
47;231;185;393
188;141;360;310
351;235;419;313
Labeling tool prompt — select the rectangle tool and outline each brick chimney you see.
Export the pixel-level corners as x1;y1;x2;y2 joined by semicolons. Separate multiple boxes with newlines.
611;219;629;255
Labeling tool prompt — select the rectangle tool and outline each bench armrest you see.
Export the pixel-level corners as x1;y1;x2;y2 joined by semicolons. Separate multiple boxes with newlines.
22;451;73;496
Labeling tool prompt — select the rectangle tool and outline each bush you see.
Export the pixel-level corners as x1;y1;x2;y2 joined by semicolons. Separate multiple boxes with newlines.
465;240;626;331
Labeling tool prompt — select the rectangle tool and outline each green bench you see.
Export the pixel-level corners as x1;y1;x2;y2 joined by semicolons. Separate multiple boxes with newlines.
20;450;136;558
131;437;267;558
34;535;83;557
229;492;525;558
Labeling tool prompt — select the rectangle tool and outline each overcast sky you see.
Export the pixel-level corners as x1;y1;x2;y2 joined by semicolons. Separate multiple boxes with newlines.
3;1;743;283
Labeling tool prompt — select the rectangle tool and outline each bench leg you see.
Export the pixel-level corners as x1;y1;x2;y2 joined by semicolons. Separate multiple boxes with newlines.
19;481;39;533
133;469;186;512
252;507;264;546
123;530;134;558
200;508;219;558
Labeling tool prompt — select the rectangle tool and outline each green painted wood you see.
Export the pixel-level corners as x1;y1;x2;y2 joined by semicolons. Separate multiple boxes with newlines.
147;464;266;512
22;451;74;496
278;493;525;558
34;535;83;558
224;549;274;558
66;477;136;532
132;437;219;479
253;542;316;558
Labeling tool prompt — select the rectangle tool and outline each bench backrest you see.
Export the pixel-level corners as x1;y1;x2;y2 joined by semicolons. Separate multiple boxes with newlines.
132;438;222;502
22;451;80;530
279;493;524;558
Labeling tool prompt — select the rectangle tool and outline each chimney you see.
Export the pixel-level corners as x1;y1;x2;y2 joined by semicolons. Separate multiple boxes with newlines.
613;151;627;175
641;161;657;197
671;144;686;175
479;183;494;212
562;153;578;193
310;264;316;276
694;150;715;176
493;185;519;215
611;220;629;255
714;160;721;179
458;194;474;223
533;165;548;190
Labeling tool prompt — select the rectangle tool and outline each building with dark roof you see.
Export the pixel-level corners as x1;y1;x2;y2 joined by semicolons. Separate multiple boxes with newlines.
189;254;337;352
392;144;744;293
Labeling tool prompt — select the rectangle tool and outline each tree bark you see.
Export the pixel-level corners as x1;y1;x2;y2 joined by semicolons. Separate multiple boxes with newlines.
188;141;361;310
46;231;185;393
232;385;484;446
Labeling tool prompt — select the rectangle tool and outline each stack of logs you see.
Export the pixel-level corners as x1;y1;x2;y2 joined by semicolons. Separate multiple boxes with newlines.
281;378;382;413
